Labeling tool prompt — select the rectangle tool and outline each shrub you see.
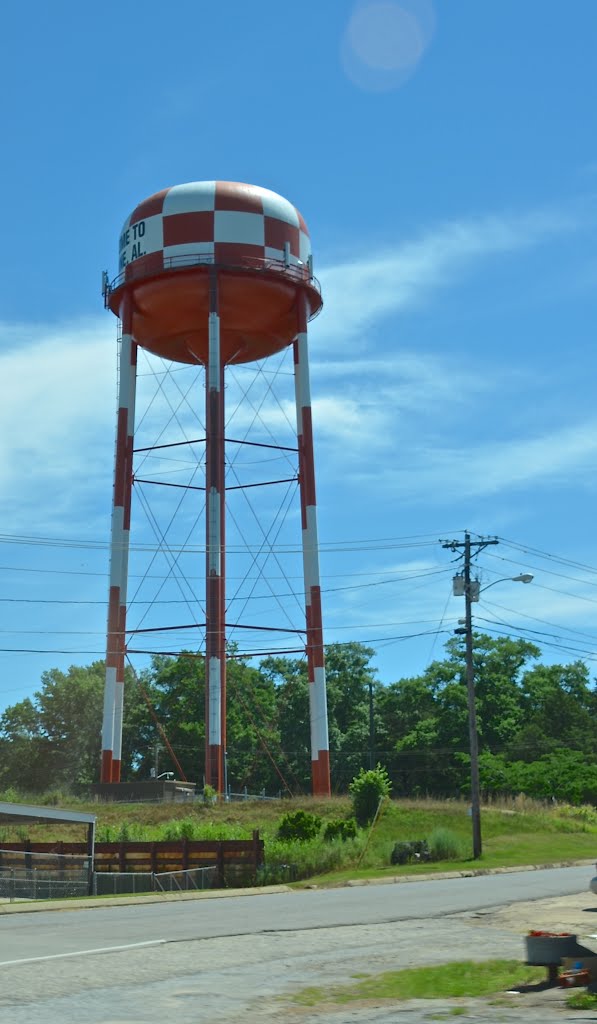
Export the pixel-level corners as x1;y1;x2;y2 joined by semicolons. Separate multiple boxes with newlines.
0;787;21;804
349;765;391;827
390;839;430;865
427;827;467;862
277;809;322;842
323;818;358;842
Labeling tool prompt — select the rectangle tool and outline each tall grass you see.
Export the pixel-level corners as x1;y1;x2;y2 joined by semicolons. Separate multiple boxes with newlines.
97;822;148;842
427;827;468;862
160;819;252;841
95;819;255;842
265;835;364;880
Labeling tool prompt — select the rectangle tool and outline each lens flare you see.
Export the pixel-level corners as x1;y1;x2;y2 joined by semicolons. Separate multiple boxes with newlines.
341;0;435;91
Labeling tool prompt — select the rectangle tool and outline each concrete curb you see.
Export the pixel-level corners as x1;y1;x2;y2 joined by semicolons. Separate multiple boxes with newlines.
0;883;293;915
330;858;596;887
1;859;593;914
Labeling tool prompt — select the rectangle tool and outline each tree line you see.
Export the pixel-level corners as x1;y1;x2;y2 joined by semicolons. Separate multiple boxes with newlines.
2;634;597;803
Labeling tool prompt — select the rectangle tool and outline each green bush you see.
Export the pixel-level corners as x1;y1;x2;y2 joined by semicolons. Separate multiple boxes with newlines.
0;787;21;804
277;809;322;842
390;839;430;865
427;827;467;861
349;765;391;827
323;818;358;842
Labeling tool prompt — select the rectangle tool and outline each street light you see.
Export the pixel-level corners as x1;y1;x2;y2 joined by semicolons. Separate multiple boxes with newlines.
453;548;533;859
481;573;534;591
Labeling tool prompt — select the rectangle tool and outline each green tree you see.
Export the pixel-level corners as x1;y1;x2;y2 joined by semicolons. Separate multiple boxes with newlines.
380;634;542;797
135;653;204;782
511;661;597;760
263;643;380;793
377;676;440;795
141;650;282;791
325;643;378;789
225;657;281;793
0;697;50;791
261;654;311;792
0;661;150;791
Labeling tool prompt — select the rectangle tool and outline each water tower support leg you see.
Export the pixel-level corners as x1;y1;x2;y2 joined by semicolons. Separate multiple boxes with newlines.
294;292;331;796
205;281;226;793
101;296;137;783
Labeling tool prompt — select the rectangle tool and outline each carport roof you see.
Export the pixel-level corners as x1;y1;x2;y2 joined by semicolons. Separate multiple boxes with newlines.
0;802;95;825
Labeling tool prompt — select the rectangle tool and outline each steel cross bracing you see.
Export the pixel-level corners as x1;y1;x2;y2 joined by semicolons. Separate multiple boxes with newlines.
102;314;330;794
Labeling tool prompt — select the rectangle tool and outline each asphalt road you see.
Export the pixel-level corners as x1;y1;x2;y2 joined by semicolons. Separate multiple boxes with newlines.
0;866;592;1024
0;865;589;963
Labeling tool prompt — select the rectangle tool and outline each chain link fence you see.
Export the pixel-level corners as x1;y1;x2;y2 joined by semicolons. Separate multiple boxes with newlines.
93;865;218;896
153;866;218;892
0;849;91;901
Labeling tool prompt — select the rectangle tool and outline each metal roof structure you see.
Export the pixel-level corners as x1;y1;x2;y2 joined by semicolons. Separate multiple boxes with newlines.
0;802;96;898
0;802;95;826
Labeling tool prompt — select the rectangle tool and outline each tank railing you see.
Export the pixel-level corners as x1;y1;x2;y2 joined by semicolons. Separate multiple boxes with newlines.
104;252;321;305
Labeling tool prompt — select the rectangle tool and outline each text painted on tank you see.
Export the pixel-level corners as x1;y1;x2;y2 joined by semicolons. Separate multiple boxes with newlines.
119;221;147;269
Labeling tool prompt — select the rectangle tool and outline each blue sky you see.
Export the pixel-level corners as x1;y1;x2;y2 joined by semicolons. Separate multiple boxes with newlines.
1;0;597;716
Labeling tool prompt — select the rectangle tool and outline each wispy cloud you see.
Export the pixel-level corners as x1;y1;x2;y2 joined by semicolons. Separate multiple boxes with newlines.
358;419;597;502
314;206;582;348
312;352;491;406
0;318;114;528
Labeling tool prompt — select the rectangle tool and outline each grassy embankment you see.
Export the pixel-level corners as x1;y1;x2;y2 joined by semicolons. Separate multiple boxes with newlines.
1;792;596;885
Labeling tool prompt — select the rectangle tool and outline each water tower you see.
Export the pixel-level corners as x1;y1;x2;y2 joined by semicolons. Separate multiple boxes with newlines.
100;181;330;796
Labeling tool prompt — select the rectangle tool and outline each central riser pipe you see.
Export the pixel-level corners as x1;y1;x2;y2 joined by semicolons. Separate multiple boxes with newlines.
205;288;226;791
102;293;136;783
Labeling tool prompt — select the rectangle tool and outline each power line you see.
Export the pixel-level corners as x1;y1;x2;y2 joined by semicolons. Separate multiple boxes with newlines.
498;536;597;576
480;597;597;645
474;617;597;662
0;529;452;554
484;550;597;593
0;566;452;605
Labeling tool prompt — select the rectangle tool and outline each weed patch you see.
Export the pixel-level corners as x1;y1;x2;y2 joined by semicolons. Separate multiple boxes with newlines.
566;991;597;1010
290;960;545;1005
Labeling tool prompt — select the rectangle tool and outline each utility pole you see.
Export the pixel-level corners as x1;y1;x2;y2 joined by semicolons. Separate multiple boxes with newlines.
368;679;375;770
440;532;498;859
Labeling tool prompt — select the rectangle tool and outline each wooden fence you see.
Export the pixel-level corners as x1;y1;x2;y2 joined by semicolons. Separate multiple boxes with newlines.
0;831;264;887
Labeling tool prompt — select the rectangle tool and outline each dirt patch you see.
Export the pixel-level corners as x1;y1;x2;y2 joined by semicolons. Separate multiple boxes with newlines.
469;890;597;938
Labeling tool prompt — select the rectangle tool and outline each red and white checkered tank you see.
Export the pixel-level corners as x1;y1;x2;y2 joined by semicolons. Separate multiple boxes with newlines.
107;181;322;365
